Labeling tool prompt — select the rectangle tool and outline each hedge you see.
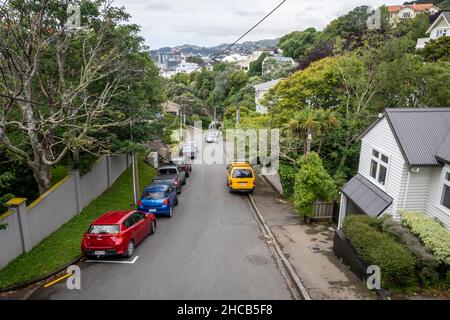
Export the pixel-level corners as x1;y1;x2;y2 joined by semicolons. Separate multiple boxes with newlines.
278;163;296;199
343;215;417;289
401;211;450;266
379;216;440;287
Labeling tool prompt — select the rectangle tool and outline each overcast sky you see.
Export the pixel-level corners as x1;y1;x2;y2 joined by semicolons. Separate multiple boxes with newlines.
114;0;400;49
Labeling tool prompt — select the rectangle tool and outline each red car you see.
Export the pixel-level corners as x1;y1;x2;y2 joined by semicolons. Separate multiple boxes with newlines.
81;210;156;259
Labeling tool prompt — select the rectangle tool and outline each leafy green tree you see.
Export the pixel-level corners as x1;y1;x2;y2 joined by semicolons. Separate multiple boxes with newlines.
248;53;268;77
185;55;204;65
278;28;320;60
420;37;450;62
293;152;337;217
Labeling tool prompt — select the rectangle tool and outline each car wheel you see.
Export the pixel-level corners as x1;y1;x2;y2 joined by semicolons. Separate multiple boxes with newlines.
125;240;135;258
175;198;179;206
189;165;192;172
168;206;173;218
150;220;156;235
229;187;233;194
182;179;186;185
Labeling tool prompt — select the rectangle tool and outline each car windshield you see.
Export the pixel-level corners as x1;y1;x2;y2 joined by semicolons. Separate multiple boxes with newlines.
233;169;253;178
158;168;177;175
153;179;173;186
171;158;183;165
142;191;165;199
88;224;119;234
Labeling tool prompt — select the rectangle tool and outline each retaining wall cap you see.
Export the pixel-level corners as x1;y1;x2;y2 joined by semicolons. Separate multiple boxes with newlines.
6;198;27;206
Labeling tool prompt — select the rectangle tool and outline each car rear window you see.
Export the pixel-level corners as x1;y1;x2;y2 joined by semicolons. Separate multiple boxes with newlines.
142;191;165;199
158;168;177;175
232;169;253;178
88;224;119;234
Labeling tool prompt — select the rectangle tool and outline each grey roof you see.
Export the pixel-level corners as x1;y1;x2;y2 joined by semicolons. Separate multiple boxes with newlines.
385;108;450;167
341;174;393;217
253;79;282;91
435;130;450;164
443;12;450;24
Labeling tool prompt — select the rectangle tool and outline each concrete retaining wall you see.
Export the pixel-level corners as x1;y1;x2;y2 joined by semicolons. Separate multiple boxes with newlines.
0;154;131;269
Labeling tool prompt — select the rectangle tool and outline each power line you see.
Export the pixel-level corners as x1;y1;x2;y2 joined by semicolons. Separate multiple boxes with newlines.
194;0;287;72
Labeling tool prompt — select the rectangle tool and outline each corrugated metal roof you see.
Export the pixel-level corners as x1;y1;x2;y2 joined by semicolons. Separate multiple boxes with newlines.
443;12;450;24
385;108;450;167
435;130;450;164
341;174;393;217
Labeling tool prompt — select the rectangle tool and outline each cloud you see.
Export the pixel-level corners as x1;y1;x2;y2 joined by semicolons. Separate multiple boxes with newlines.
114;0;401;48
143;2;171;11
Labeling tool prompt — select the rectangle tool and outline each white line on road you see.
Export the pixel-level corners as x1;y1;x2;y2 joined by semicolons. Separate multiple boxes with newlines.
85;256;139;264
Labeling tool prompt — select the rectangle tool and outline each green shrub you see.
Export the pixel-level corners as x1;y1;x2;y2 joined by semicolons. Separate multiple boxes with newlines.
402;211;450;266
278;163;296;199
380;216;440;287
343;215;417;289
293;152;337;217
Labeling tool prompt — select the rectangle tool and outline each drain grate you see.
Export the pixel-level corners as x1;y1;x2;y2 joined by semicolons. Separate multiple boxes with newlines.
247;255;269;265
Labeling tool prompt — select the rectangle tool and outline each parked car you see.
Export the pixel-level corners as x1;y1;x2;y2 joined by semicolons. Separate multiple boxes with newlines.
81;210;156;259
137;184;178;217
181;143;198;159
204;130;220;143
170;156;192;177
153;164;186;193
226;161;256;193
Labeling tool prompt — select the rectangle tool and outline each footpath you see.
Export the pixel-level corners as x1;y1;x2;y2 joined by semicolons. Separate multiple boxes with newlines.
252;174;377;300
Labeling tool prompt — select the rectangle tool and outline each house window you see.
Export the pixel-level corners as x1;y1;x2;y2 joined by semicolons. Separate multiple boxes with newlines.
370;149;389;186
441;170;450;210
402;12;411;18
436;29;448;38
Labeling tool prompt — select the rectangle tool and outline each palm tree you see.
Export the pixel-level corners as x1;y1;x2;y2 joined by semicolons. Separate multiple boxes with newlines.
287;107;338;155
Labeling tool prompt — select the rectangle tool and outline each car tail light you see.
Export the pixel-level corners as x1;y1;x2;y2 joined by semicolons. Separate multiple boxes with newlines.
174;179;179;186
163;198;169;205
137;199;142;206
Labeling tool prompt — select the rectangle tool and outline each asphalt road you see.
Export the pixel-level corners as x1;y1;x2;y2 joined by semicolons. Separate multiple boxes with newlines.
29;133;292;300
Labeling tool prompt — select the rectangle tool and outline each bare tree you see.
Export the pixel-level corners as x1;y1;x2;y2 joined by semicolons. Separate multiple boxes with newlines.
0;0;131;194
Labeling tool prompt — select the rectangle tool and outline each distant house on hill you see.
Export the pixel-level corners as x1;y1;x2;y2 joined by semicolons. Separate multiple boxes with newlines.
387;3;440;25
416;11;450;49
162;101;180;115
253;79;282;114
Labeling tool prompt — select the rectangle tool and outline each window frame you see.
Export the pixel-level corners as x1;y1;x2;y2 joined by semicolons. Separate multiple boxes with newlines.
368;147;390;188
438;167;450;213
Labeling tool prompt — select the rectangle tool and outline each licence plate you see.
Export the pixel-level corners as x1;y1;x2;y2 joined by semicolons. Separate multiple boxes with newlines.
148;208;157;213
239;182;247;185
94;251;106;256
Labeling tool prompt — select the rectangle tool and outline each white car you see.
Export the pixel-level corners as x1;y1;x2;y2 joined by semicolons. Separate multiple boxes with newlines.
204;130;220;143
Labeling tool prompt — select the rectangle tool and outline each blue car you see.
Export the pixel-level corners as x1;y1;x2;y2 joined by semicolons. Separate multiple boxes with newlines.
137;184;178;218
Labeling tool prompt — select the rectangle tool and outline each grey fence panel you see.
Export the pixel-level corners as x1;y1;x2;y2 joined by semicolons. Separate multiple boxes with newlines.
80;158;108;207
27;176;79;247
110;154;128;183
0;154;131;270
0;211;23;269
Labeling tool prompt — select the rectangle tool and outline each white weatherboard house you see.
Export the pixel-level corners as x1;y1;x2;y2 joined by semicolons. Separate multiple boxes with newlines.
253;79;281;114
416;12;450;49
338;108;450;230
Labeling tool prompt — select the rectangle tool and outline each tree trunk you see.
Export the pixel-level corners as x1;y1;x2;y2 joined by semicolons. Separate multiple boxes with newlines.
33;162;52;195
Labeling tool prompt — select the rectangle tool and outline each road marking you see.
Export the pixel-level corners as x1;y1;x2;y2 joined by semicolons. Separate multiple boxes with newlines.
44;273;71;288
85;256;139;264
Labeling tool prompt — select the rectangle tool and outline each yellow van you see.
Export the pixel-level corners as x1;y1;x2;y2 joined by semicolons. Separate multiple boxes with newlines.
226;162;255;193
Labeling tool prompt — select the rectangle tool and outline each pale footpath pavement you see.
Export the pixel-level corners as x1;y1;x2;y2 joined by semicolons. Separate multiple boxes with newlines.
251;173;377;300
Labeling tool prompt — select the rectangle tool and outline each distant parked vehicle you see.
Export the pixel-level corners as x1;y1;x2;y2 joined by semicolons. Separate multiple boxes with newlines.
181;144;198;159
153;164;186;193
205;130;220;143
137;184;178;218
170;156;192;177
81;210;156;259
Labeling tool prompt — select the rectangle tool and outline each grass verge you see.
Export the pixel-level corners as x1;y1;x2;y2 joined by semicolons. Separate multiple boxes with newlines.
0;156;155;289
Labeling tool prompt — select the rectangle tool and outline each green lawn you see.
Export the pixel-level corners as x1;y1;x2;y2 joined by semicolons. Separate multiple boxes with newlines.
0;156;155;289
